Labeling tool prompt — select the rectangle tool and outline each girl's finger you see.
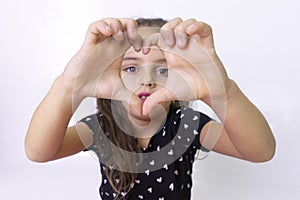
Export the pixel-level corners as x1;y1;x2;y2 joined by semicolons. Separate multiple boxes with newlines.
173;18;197;49
186;21;215;50
141;33;160;54
102;18;125;41
160;17;183;47
119;18;138;40
119;18;142;52
108;76;143;115
84;20;114;45
142;87;176;115
120;90;143;116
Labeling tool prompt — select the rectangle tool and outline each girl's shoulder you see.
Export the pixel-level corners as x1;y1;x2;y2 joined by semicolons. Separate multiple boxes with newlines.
79;112;103;130
169;104;211;125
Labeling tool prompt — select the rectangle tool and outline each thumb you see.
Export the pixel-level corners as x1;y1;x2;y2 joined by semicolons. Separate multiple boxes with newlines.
142;88;176;115
127;92;143;116
112;84;143;116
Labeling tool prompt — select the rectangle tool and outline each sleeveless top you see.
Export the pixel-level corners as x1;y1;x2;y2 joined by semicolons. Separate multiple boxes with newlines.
81;105;211;200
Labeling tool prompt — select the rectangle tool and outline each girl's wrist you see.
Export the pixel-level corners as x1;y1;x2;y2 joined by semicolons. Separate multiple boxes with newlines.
201;79;234;105
52;76;85;111
201;79;239;121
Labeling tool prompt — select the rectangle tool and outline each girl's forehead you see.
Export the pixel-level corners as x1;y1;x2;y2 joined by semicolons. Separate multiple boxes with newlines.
124;46;165;60
136;26;161;38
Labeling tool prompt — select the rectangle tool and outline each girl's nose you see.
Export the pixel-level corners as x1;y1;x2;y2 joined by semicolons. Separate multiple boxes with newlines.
141;81;155;87
140;72;155;88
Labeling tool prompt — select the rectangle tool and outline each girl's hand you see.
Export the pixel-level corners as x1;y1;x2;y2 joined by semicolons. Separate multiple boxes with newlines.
60;18;143;110
143;18;232;114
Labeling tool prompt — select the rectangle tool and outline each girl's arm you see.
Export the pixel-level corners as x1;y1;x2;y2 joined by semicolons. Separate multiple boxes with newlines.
142;18;276;162
25;76;93;162
200;80;276;162
25;18;141;162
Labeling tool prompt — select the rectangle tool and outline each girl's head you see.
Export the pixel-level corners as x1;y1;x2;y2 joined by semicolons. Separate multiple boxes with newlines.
120;37;171;124
136;18;168;28
96;18;176;198
120;18;173;124
120;44;168;101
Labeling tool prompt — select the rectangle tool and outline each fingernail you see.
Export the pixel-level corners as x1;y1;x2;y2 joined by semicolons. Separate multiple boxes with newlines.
128;28;137;35
105;25;111;31
177;38;183;47
142;47;150;54
187;24;195;32
114;30;124;41
166;38;174;46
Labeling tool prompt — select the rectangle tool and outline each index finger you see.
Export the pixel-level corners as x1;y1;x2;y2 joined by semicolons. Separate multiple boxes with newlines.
186;21;215;50
119;18;143;52
160;17;183;46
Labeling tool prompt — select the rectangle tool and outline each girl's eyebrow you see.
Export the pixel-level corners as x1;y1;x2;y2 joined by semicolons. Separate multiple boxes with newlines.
122;57;167;63
122;57;137;61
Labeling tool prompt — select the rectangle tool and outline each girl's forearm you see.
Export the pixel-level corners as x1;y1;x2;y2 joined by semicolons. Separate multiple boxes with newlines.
211;80;276;162
25;76;75;162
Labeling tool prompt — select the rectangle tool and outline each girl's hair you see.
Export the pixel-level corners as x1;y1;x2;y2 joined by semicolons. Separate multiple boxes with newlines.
136;17;168;27
96;18;172;199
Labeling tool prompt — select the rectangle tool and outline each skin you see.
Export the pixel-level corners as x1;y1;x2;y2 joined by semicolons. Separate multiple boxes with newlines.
121;45;172;145
121;46;170;124
25;17;276;163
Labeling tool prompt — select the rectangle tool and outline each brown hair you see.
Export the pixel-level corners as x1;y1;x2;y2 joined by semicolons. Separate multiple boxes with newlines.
96;18;170;199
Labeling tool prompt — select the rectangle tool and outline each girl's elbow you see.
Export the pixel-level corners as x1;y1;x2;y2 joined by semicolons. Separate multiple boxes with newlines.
252;132;277;163
250;141;276;163
24;142;53;163
254;150;275;163
262;143;276;162
263;136;276;162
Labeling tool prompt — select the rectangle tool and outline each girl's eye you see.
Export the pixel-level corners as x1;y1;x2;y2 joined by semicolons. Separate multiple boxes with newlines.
123;66;138;73
156;67;168;76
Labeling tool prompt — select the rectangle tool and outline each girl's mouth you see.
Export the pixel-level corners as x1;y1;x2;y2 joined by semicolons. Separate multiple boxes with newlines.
138;92;151;102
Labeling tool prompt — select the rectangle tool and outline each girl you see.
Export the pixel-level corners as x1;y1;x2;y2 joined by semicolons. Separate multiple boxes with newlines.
25;17;276;200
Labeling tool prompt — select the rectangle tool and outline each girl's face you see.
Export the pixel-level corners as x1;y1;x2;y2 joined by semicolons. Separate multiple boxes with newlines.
121;47;168;102
120;45;171;122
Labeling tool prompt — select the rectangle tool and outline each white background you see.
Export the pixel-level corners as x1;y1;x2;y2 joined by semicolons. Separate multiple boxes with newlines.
1;0;299;199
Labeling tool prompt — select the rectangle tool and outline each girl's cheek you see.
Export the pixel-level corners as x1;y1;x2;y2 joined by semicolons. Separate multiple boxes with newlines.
122;75;140;92
154;76;168;86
